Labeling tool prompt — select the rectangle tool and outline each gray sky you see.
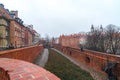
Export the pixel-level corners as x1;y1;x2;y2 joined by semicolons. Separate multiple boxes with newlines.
1;0;120;37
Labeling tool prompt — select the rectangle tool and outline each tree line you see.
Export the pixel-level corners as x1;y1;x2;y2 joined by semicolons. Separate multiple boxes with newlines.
85;24;120;55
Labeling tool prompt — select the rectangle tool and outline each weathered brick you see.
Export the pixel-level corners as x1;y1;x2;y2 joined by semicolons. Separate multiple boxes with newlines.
54;44;120;80
0;45;43;62
0;58;60;80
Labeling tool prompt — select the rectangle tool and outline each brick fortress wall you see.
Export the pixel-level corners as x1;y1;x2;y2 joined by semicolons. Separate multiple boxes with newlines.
0;45;43;79
0;45;43;62
54;44;120;80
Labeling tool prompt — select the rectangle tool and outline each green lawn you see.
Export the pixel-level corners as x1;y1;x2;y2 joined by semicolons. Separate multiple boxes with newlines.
44;49;94;80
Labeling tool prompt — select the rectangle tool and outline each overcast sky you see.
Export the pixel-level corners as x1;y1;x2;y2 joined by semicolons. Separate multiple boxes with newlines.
1;0;120;37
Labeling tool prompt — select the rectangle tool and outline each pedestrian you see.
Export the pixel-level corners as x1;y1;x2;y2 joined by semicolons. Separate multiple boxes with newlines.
79;44;84;51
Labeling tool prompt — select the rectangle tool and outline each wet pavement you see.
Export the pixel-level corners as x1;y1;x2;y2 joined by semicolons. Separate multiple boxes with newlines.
34;48;49;67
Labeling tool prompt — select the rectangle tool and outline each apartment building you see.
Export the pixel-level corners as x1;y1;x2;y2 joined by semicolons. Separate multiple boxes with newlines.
0;4;11;50
0;3;38;50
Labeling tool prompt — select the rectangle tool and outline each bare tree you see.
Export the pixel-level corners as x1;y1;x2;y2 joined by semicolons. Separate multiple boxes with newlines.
105;24;120;54
44;34;50;48
97;25;105;52
85;24;120;54
86;25;104;52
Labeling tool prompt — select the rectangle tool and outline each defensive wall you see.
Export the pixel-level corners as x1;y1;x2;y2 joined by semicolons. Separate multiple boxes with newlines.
0;45;60;80
0;45;43;62
53;44;120;80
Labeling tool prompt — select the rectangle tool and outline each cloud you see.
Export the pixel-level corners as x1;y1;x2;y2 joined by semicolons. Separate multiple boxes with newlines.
1;0;120;37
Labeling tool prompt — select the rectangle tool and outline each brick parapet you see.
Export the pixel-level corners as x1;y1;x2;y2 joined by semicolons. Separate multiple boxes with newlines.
0;45;44;62
0;58;60;80
53;44;120;80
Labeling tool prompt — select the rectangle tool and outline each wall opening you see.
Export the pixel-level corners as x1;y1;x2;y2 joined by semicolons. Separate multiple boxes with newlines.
86;56;90;63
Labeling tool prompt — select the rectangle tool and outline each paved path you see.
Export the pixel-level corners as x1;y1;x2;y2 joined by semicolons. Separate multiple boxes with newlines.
52;48;108;80
34;48;49;67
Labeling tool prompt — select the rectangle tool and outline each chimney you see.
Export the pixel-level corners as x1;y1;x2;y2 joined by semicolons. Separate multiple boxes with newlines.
10;10;18;18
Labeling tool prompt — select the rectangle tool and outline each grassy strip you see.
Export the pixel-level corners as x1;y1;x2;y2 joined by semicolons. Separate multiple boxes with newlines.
44;49;94;80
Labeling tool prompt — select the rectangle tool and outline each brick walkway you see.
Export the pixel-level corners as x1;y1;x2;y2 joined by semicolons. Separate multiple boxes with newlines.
0;58;60;80
52;48;108;80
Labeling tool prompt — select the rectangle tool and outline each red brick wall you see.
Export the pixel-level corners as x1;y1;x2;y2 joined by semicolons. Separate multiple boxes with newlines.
10;20;26;48
54;44;120;80
0;68;10;80
0;67;10;80
59;35;80;49
0;7;12;19
0;45;43;62
59;34;86;49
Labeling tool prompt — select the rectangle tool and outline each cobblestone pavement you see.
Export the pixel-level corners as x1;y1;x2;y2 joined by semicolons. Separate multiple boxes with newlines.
52;48;108;80
34;48;49;67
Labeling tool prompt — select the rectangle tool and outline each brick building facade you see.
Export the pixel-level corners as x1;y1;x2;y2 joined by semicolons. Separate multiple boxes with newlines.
25;25;34;46
0;17;9;49
0;3;39;50
59;34;86;49
10;20;24;48
0;4;11;50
